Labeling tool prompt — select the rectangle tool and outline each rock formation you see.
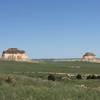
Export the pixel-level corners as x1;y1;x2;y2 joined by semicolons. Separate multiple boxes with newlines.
2;48;28;61
82;52;96;62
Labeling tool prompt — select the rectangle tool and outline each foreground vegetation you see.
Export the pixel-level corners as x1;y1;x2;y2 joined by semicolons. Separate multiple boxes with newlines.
0;74;100;100
0;61;100;100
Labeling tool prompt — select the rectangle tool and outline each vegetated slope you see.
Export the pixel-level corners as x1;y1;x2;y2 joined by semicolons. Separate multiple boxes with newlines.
0;61;100;74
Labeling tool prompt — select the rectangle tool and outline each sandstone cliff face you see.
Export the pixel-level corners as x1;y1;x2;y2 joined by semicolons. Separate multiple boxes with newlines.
82;52;96;62
81;52;100;63
2;48;28;61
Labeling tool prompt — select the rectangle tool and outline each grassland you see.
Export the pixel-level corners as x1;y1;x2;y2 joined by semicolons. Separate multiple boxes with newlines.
0;61;100;100
0;61;100;74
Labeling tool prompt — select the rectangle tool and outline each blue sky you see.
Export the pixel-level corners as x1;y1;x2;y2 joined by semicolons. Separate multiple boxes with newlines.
0;0;100;58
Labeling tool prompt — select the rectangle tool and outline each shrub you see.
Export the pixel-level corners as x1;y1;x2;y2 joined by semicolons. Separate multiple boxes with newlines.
76;74;82;79
87;75;97;79
97;76;100;79
87;75;92;79
91;75;97;79
48;74;55;81
5;76;12;83
5;76;16;86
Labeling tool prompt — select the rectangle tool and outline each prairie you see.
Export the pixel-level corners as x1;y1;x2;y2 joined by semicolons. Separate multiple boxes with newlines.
0;61;100;100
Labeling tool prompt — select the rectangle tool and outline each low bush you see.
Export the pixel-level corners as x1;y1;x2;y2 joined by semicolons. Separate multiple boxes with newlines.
48;74;55;81
76;74;82;79
91;75;97;79
97;76;100;79
87;75;92;79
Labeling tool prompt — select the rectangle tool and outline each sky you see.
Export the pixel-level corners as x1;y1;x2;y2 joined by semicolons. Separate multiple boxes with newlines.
0;0;100;58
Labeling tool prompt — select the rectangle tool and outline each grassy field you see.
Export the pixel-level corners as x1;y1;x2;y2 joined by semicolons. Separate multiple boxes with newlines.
0;61;100;74
0;61;100;100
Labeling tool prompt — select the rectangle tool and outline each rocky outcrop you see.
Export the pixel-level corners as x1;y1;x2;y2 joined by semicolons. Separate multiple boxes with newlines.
82;52;96;62
82;52;100;63
2;48;28;61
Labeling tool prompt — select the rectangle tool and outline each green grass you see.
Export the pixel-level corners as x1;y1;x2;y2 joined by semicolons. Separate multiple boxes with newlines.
0;61;100;74
0;61;100;100
0;74;100;100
